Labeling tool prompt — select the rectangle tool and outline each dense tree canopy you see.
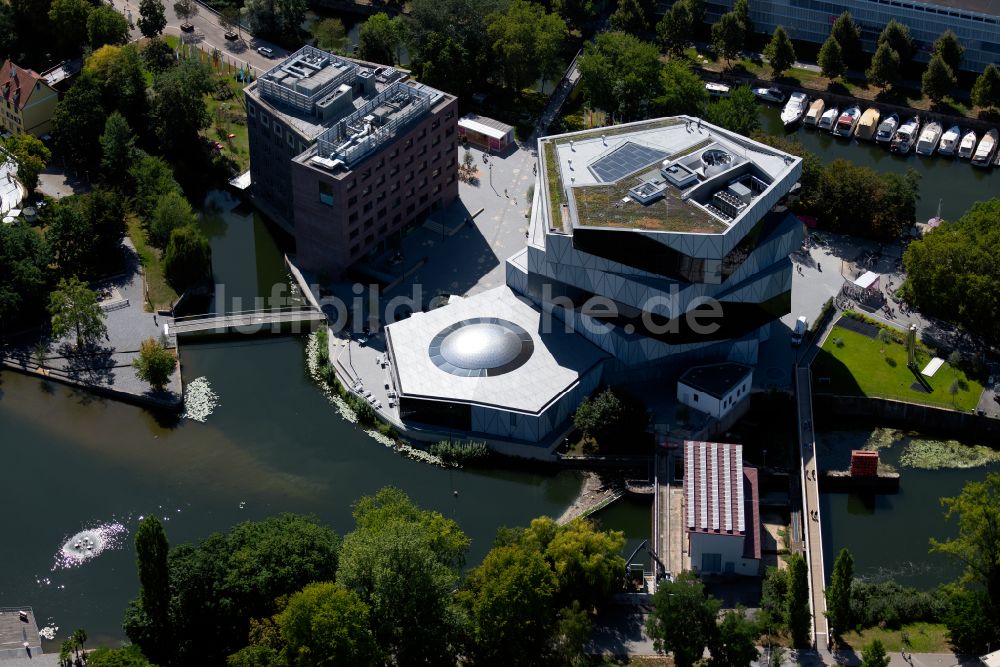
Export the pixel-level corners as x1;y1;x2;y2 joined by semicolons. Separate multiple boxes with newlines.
656;1;693;57
902;199;1000;341
45;190;127;279
357;12;406;65
87;6;131;49
3;134;49;195
706;85;760;137
52;72;108;171
48;0;93;57
486;0;567;91
878;19;915;66
831;11;862;69
276;582;378;666
711;11;745;65
787;553;811;647
655;58;709;117
932;30;964;74
578;32;664;120
244;0;305;43
101;112;138;189
0;223;49;326
151;59;214;154
164;225;213;290
138;0;167;38
646;572;721;667
609;0;653;33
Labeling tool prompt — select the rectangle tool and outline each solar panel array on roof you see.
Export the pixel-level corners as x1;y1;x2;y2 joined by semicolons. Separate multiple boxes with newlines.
589;142;669;183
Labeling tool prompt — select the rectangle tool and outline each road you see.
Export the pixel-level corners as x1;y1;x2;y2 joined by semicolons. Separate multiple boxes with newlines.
113;0;287;76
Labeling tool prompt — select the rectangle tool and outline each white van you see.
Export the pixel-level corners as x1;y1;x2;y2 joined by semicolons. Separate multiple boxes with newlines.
791;316;808;346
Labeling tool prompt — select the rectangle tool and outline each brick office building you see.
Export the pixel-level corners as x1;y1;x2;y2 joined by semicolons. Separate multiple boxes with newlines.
244;46;458;276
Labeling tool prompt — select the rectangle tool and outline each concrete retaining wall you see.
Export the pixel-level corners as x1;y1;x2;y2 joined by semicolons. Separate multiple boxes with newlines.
814;394;1000;440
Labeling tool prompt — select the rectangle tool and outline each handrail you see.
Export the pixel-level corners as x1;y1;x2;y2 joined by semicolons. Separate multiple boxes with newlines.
171;306;316;322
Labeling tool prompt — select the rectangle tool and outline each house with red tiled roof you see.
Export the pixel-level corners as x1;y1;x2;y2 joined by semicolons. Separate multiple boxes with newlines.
683;440;761;576
1;59;60;137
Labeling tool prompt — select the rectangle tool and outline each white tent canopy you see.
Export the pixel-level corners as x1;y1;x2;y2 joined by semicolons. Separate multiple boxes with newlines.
853;271;880;290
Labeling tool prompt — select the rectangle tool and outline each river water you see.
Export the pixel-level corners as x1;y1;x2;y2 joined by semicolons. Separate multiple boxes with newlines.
1;113;994;646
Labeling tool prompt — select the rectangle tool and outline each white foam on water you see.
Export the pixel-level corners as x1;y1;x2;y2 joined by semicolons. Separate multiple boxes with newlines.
52;522;127;570
182;377;219;422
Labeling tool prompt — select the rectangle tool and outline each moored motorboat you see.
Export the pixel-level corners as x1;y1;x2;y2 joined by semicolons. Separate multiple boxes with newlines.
854;108;881;141
818;106;839;131
937;126;961;156
875;113;899;144
753;86;786;104
972;129;998;167
833;106;861;137
780;92;809;126
705;82;731;97
890;116;920;154
915;121;943;156
957;130;977;159
804;98;825;126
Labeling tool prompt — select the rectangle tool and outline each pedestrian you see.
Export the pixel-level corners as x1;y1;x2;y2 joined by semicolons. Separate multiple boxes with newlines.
504;188;508;197
153;314;158;326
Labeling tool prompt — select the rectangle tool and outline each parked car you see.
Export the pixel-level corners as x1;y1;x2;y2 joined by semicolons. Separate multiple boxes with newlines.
224;30;238;40
257;46;274;58
180;22;194;32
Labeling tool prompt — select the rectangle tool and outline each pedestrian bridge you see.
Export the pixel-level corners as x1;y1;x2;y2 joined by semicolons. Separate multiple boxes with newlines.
167;308;326;337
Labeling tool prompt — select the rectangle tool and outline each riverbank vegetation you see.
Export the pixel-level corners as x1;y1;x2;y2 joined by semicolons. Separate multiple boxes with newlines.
812;323;983;411
570;386;651;455
901;198;1000;345
102;487;627;666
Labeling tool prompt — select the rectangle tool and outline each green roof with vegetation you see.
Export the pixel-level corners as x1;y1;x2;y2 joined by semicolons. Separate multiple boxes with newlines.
572;178;727;233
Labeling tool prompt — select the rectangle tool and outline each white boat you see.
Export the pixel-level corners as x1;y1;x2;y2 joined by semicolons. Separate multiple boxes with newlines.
854;108;881;141
957;130;977;159
753;87;786;104
874;113;899;144
780;92;809;126
937;126;961;156
915;122;943;156
705;82;731;97
972;129;998;167
891;116;920;154
833;106;861;137
804;98;825;126
818;106;839;131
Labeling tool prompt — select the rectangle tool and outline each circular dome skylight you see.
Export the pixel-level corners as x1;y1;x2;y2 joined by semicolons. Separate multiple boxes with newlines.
429;318;534;377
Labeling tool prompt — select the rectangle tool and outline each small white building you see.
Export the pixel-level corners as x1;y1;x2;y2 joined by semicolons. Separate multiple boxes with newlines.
684;440;761;576
677;362;752;420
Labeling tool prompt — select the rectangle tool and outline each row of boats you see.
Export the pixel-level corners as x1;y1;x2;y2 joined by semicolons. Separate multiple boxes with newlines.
755;87;999;167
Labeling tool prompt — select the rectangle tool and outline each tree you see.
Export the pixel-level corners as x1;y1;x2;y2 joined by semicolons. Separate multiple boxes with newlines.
876;328;891;354
486;0;567;92
971;64;1000;110
552;601;592;666
357;13;406;65
861;639;890;667
173;0;198;22
654;58;708;116
831;11;862;69
878;19;915;66
609;0;651;34
3;134;50;196
656;2;693;57
124;514;341;666
142;37;176;74
818;35;846;81
932;472;1000;601
83;646;152;667
941;586;996;654
151;59;214;153
164;225;212;290
536;516;625;607
52;73;107;172
711;607;759;667
278;582;377;666
553;0;595;26
70;628;87;661
133;516;170;662
711;12;745;66
458;544;559;665
138;0;166;38
48;0;92;57
411;31;471;96
758;566;789;638
764;26;795;79
312;18;347;52
646;571;720;667
148;190;196;249
45;190;126;279
100;112;137;189
131;155;181;218
0;222;49;326
244;0;306;42
826;548;853;640
706;85;760;136
88;5;130;48
574;388;623;437
866;43;900;92
219;4;240;36
578;32;665;120
732;0;753;36
922;54;956;104
931;30;963;74
0;3;14;59
786;553;811;647
133;338;176;390
49;276;107;349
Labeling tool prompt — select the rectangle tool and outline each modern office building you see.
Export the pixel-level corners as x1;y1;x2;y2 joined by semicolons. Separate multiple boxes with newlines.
509;116;803;378
1;59;59;136
690;0;999;72
683;440;761;576
244;46;459;276
383;116;803;445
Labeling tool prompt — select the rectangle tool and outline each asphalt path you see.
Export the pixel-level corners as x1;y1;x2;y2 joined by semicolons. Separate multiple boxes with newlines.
112;0;287;75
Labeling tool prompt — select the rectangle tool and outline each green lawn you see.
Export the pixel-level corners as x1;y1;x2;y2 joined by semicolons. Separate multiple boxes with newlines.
127;216;178;312
812;325;984;411
203;76;250;172
840;622;951;653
